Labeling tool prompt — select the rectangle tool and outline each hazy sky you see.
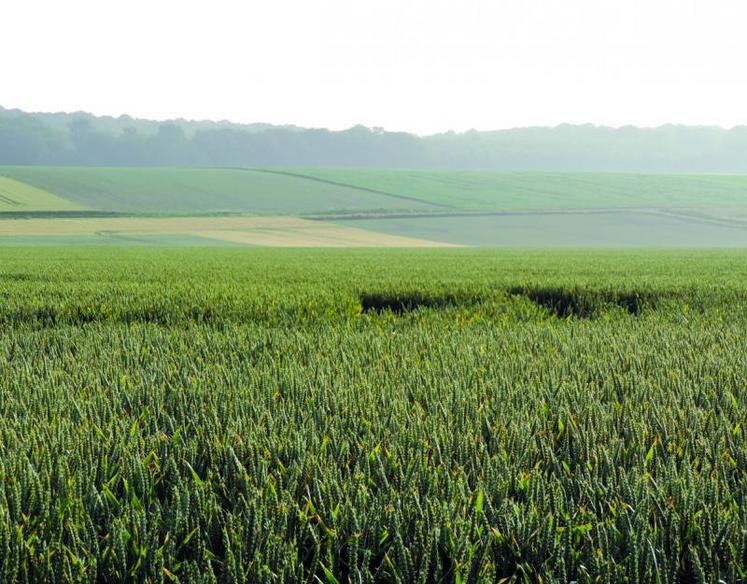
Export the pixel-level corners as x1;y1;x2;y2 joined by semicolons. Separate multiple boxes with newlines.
3;0;747;134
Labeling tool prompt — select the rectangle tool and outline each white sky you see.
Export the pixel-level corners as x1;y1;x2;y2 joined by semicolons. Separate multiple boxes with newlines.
3;0;747;135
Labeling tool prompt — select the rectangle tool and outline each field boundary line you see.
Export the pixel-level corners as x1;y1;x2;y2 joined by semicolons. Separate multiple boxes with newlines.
244;168;453;209
316;207;680;221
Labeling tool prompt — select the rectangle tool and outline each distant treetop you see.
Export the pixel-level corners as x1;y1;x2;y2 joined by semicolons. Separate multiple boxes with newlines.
2;105;747;171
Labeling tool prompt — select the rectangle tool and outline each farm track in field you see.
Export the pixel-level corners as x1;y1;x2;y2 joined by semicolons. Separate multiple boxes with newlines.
251;168;452;209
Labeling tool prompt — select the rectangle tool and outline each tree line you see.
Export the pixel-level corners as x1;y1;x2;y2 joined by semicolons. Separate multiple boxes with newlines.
2;106;747;171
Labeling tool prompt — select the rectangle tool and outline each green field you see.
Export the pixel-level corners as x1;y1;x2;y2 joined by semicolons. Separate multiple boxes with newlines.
289;168;747;210
2;166;747;247
338;209;747;247
0;233;245;247
0;167;438;215
0;175;86;212
3;166;747;215
2;247;747;581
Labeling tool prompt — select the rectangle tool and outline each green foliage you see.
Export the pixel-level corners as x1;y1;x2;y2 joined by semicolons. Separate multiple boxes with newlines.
0;247;746;582
4;105;747;171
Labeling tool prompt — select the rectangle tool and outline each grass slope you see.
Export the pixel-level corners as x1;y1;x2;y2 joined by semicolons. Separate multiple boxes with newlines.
4;166;747;216
5;167;747;247
0;175;86;211
290;168;747;210
0;167;438;214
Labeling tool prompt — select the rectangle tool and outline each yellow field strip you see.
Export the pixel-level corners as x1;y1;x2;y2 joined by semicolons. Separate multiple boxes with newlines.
0;216;459;247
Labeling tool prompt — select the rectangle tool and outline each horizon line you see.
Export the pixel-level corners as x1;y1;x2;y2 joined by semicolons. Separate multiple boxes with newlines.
3;104;747;137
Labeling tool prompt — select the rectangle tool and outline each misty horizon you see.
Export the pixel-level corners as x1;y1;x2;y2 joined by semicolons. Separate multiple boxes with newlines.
5;104;747;138
4;104;747;172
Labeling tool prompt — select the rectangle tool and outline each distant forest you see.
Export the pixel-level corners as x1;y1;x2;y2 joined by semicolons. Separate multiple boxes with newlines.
3;106;747;171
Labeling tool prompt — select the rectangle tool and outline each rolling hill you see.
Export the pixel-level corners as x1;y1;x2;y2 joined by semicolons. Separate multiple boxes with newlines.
285;168;747;210
1;166;747;247
0;167;438;215
0;175;85;212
